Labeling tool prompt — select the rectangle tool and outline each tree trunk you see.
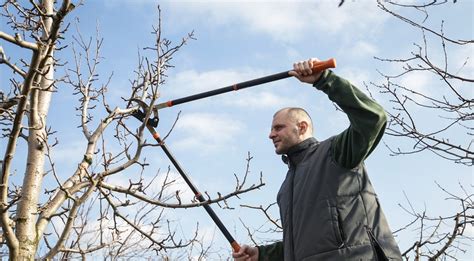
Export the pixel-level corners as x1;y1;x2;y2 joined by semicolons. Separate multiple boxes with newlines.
14;0;54;259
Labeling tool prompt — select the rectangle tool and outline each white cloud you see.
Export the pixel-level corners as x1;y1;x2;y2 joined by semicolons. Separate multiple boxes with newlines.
172;2;306;42
345;41;379;59
167;1;389;43
399;71;432;94
223;90;296;109
338;67;373;90
172;113;245;152
167;68;265;96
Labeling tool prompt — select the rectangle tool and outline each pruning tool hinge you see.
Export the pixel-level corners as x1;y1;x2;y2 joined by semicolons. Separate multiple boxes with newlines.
131;99;159;127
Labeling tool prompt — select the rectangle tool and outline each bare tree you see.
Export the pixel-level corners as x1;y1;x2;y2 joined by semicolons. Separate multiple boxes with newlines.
0;1;263;260
369;1;473;259
372;0;473;166
394;183;473;260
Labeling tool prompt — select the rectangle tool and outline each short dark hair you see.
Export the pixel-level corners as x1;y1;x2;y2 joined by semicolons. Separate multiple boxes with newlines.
274;107;313;134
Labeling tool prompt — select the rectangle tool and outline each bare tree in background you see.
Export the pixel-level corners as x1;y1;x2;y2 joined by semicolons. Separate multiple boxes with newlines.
370;1;473;259
0;1;263;260
393;182;472;260
373;0;473;166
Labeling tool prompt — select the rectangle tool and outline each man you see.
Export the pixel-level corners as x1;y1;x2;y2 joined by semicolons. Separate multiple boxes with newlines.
233;58;402;260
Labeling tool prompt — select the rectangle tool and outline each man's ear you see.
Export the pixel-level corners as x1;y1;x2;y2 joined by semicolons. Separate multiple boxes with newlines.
298;121;309;135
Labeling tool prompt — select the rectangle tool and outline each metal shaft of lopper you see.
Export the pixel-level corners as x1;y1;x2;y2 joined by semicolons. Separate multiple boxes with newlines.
154;58;336;110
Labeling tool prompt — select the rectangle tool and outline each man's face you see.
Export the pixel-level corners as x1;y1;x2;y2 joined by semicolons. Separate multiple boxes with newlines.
269;111;301;155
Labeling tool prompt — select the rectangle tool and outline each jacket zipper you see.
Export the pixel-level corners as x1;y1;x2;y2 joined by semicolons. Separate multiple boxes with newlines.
288;162;296;261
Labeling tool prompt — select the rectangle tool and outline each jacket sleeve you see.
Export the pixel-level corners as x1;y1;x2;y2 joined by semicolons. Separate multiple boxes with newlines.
313;70;387;169
257;242;284;261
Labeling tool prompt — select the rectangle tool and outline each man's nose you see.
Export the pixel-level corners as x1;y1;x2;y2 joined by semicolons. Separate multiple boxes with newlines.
269;130;275;139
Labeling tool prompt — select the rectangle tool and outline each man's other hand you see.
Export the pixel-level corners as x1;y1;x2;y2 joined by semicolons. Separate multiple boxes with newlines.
232;244;259;261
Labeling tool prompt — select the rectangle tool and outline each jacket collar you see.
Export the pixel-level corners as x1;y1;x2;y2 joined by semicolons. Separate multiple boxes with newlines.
282;137;319;166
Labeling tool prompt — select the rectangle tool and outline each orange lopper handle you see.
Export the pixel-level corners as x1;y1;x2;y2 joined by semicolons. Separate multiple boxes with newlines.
231;241;241;253
311;58;337;73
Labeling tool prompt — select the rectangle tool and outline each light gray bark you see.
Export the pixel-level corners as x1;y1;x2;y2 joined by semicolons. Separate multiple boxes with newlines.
14;1;54;259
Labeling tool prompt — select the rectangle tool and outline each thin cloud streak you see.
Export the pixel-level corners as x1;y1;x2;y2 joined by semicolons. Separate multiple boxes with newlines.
171;113;245;152
167;68;264;95
166;1;390;43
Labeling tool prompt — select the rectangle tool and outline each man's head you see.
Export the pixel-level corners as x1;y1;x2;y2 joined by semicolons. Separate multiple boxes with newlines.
268;107;313;155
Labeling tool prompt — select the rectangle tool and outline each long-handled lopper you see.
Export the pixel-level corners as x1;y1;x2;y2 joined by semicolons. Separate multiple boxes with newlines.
154;58;336;110
131;58;336;252
132;99;242;252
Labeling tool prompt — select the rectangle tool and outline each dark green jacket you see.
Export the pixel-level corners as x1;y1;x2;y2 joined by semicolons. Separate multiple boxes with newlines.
258;71;402;260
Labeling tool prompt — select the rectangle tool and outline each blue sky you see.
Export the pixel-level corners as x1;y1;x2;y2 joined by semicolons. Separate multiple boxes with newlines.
1;0;472;259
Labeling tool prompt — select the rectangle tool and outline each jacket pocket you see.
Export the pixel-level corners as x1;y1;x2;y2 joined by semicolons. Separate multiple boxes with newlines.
366;227;389;261
330;206;345;248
